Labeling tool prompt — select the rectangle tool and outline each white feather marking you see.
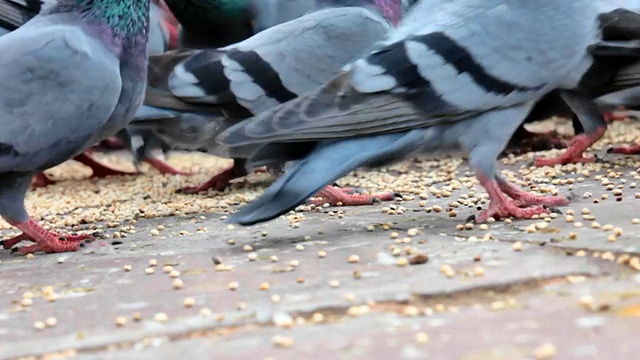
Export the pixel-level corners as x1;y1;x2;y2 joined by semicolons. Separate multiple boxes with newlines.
168;64;208;98
350;59;397;93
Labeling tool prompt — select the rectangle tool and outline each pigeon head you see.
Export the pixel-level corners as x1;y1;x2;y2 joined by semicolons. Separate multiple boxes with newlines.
46;0;151;54
321;0;402;26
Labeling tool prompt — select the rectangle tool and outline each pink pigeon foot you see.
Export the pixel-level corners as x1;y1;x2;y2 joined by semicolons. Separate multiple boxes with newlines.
32;173;57;188
534;127;606;166
608;143;640;155
74;153;137;178
2;219;92;254
474;174;567;223
144;157;192;175
307;185;398;207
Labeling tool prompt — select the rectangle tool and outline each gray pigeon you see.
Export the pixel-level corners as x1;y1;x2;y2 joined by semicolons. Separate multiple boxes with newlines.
218;0;624;225
530;5;640;166
0;0;150;254
134;1;403;206
0;0;180;185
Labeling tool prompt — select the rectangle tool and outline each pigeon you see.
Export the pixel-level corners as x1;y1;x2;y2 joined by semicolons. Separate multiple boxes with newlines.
0;0;150;254
504;0;640;166
218;0;618;226
134;1;403;206
0;0;185;187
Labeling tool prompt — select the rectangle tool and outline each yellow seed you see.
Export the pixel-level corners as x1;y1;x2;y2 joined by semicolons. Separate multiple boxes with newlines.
172;279;184;289
183;297;195;307
568;232;578;240
581;208;590;215
613;227;623;236
271;335;294;348
512;241;523;251
479;224;489;231
348;255;360;263
602;224;614;231
154;313;168;323
261;231;268;237
247;253;258;261
574;222;583;228
295;244;304;251
269;255;279;262
227;239;236;245
632;218;640;225
162;265;173;273
123;265;132;272
271;294;281;303
115;316;127;327
525;226;536;233
132;312;142;322
607;235;617;242
169;270;180;278
45;317;57;327
145;267;155;275
415;332;430;344
591;222;601;229
228;281;239;291
199;308;212;317
397;258;409;267
33;321;46;330
289;260;300;267
21;298;33;306
150;229;160;236
318;250;327;258
148;259;158;267
390;232;399;239
329;280;340;288
23;292;34;299
26;253;34;259
259;282;270;291
243;245;253;252
311;312;325;322
534;343;557;359
473;266;485;276
407;228;419;237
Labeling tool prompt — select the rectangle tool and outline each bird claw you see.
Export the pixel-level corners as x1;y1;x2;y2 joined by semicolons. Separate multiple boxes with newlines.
308;185;396;207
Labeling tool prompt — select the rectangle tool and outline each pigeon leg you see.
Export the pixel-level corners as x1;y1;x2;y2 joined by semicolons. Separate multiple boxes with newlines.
143;157;192;175
475;174;551;223
73;153;138;178
180;159;248;194
535;91;606;166
307;185;397;206
32;173;57;188
608;143;640;155
7;219;90;254
496;176;569;208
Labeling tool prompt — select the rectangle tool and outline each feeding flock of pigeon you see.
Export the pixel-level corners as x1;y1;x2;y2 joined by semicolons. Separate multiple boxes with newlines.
1;0;640;255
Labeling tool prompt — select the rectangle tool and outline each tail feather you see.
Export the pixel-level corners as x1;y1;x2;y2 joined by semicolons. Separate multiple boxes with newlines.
169;49;233;104
229;130;425;225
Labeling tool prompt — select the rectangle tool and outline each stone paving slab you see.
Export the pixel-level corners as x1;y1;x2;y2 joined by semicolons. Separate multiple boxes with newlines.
1;154;640;359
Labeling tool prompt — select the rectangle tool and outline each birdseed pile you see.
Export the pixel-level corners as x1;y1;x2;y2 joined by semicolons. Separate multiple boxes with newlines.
4;118;639;240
